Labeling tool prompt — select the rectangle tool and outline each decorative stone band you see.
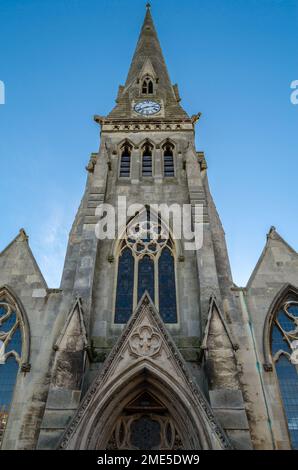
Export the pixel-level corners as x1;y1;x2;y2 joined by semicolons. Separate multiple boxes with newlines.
94;116;193;134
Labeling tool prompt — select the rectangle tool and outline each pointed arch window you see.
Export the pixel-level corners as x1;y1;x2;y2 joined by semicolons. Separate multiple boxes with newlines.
163;143;175;177
142;144;153;177
158;247;177;323
271;298;298;449
114;212;177;324
138;256;155;303
142;76;154;95
115;248;135;323
0;290;28;448
119;143;132;178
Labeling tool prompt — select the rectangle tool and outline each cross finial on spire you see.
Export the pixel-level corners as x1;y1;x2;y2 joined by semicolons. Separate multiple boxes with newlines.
146;2;151;9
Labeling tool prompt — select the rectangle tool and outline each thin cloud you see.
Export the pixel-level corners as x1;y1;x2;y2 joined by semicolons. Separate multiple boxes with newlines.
35;205;70;288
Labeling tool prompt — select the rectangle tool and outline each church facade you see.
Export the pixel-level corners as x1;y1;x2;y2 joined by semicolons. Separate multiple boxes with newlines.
0;6;298;450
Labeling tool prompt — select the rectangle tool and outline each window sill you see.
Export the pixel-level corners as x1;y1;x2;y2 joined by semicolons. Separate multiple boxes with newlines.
118;177;131;183
163;176;177;183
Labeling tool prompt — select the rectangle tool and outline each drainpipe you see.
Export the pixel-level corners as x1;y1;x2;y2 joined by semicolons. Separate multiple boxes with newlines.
239;289;276;450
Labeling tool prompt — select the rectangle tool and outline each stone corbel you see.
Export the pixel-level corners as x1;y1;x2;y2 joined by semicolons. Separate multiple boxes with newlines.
21;362;31;373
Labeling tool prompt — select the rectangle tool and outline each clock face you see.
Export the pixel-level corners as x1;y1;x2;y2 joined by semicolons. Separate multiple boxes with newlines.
134;100;161;116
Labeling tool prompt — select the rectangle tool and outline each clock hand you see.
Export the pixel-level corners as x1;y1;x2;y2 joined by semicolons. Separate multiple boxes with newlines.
142;105;159;111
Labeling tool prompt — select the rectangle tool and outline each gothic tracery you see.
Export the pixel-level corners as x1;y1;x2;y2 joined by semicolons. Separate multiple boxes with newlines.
114;215;177;324
0;296;23;447
271;299;298;449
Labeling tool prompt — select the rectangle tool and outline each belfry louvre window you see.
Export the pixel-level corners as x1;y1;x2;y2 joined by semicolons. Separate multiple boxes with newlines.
142;144;153;177
271;298;298;449
163;144;175;177
0;294;23;448
142;76;154;94
119;143;131;178
114;212;178;324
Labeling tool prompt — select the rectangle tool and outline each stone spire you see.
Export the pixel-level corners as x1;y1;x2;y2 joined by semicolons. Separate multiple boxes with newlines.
124;4;172;91
107;5;189;120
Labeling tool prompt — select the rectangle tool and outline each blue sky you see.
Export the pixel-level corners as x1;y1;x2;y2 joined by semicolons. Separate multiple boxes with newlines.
0;0;297;287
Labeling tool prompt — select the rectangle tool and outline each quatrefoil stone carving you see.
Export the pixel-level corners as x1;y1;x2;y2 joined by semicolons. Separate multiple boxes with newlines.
129;325;162;358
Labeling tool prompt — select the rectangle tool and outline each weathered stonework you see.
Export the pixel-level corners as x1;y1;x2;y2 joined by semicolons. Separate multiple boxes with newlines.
0;5;297;451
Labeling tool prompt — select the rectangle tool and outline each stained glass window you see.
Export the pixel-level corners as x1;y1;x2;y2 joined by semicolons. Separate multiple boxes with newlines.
0;301;22;447
114;248;135;323
130;416;161;449
158;247;177;323
271;301;298;449
114;214;178;324
138;256;155;303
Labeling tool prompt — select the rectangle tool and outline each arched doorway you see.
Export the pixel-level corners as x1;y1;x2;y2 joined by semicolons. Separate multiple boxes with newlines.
74;364;212;450
60;295;231;450
105;389;183;450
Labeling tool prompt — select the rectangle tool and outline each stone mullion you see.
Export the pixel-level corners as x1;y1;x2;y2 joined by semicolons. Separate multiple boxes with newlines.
131;147;140;184
154;146;163;183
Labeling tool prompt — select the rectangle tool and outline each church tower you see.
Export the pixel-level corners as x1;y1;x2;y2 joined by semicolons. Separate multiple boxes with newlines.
52;4;251;450
3;4;298;452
